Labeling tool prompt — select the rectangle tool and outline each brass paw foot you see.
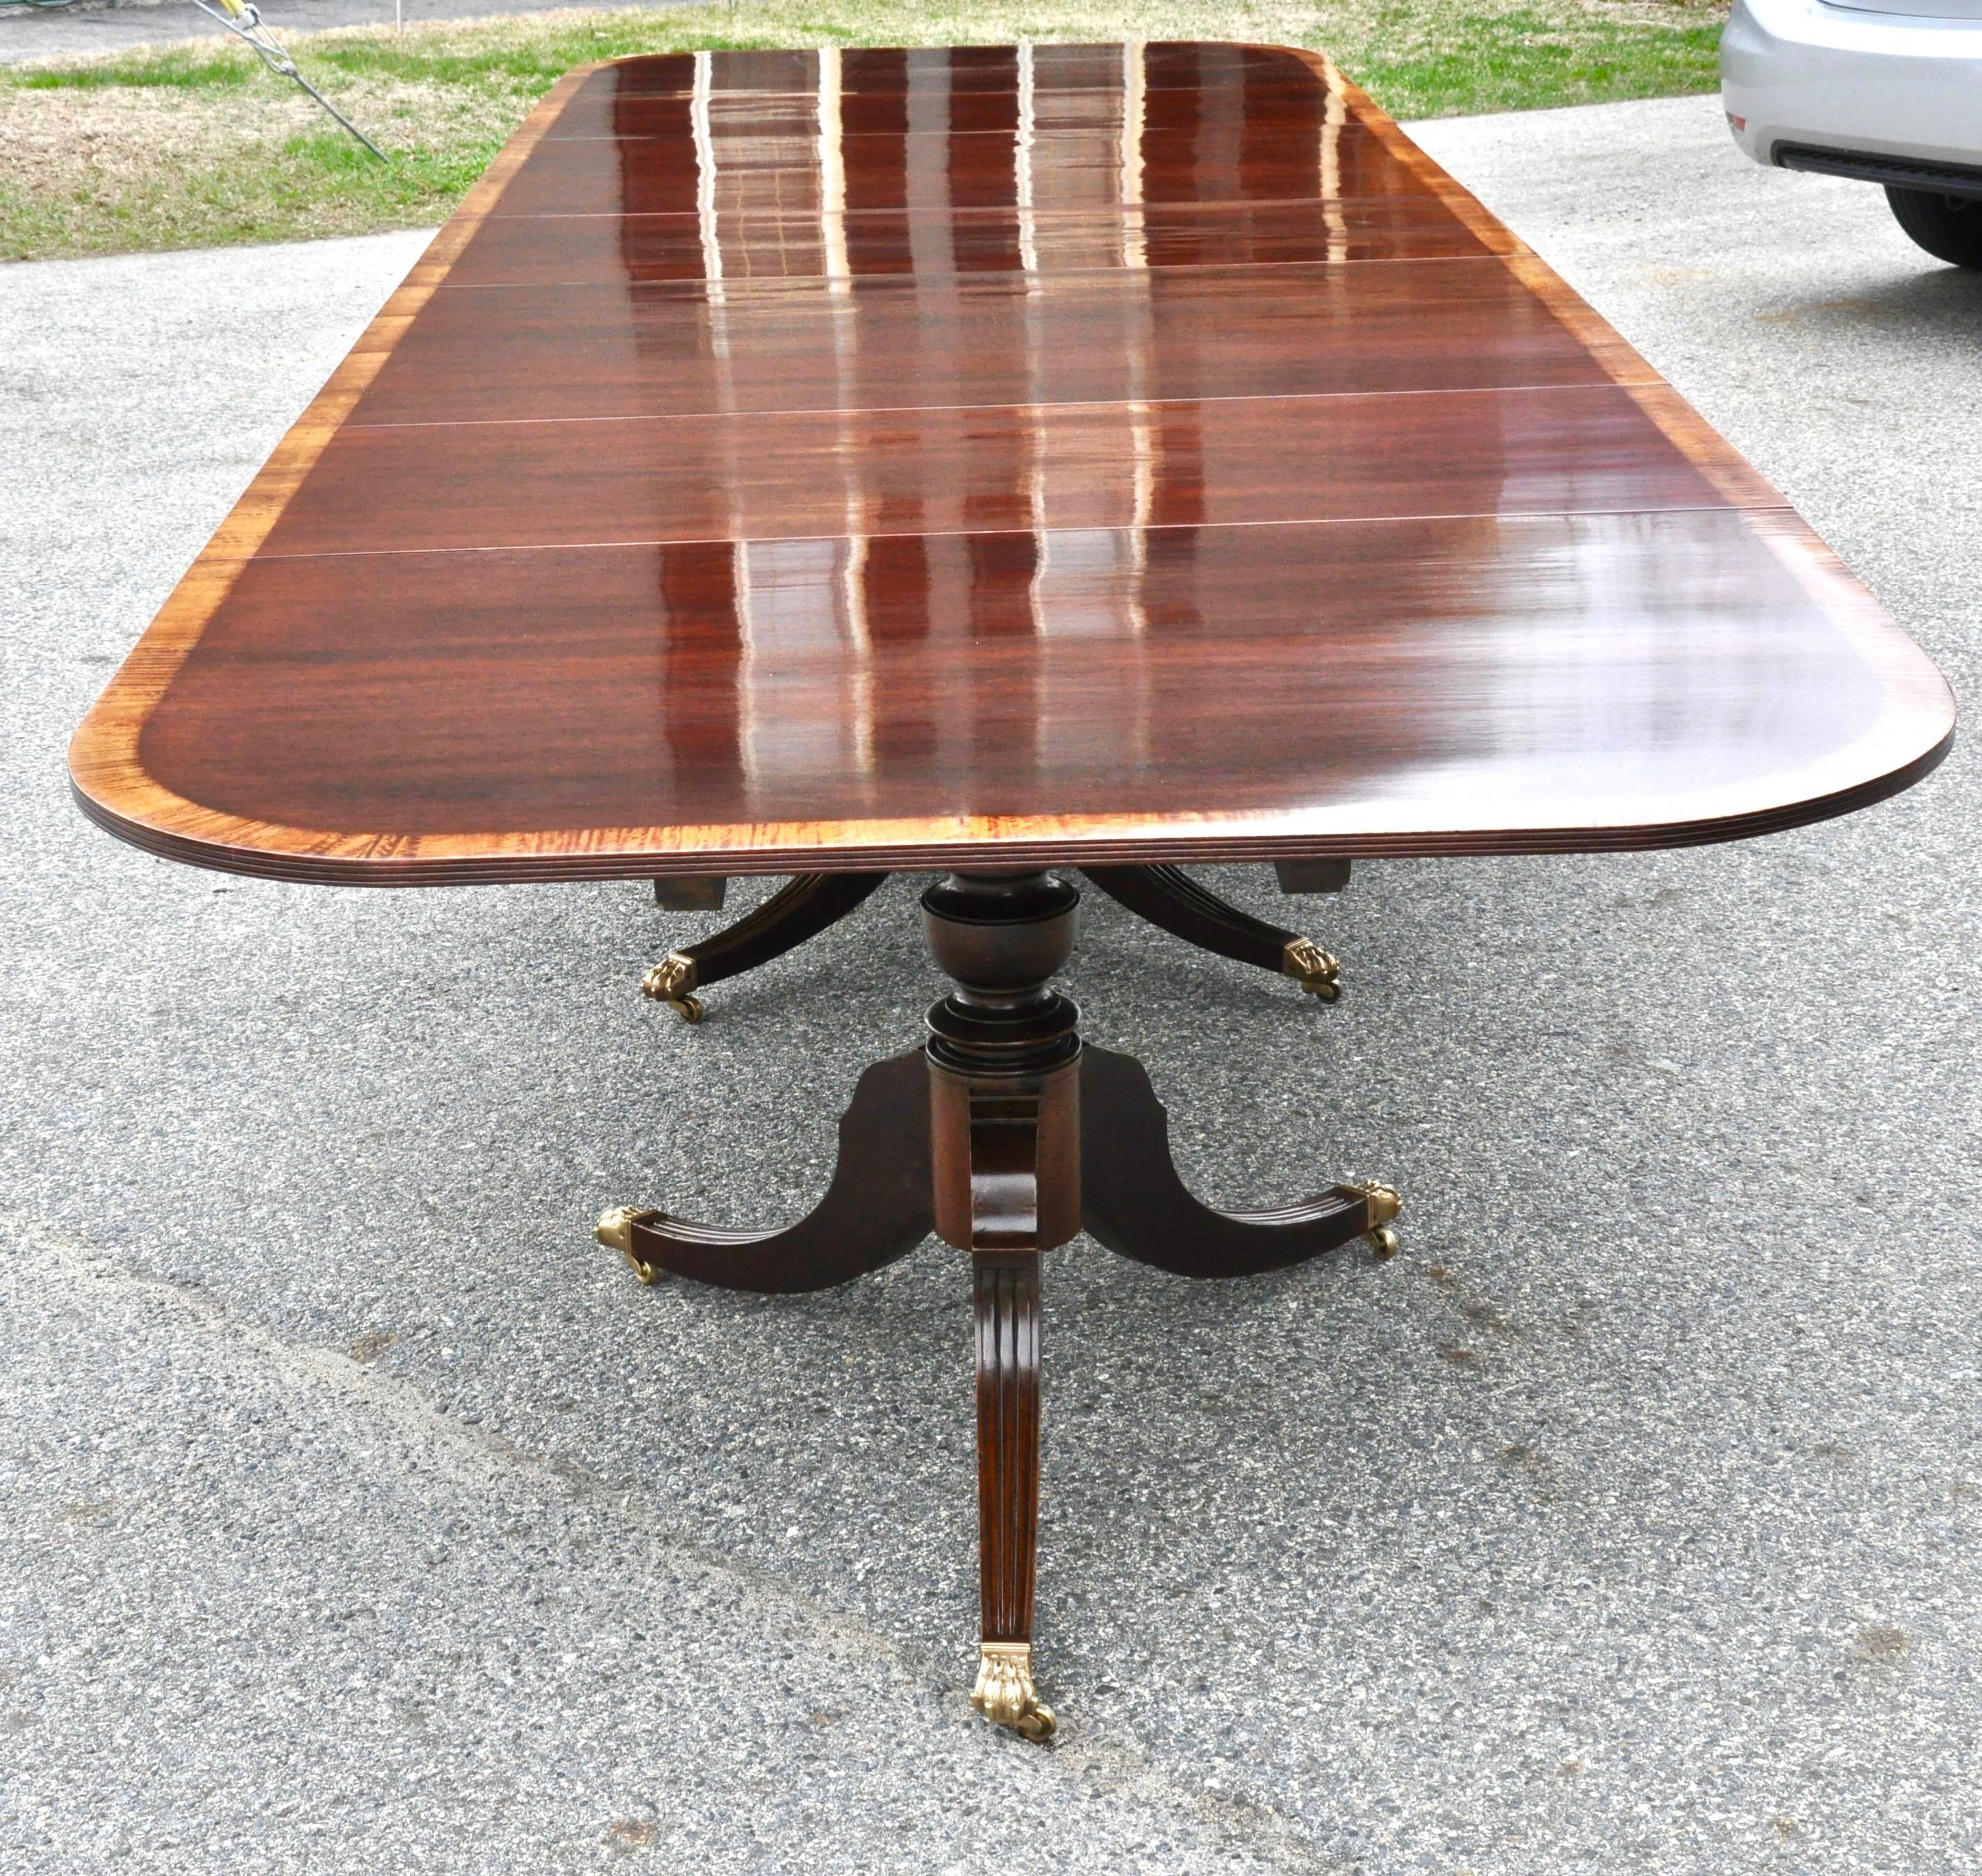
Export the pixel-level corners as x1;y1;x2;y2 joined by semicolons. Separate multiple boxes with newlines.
595;1205;661;1283
1338;1180;1403;1258
641;952;704;1023
1282;936;1342;1002
972;1643;1057;1741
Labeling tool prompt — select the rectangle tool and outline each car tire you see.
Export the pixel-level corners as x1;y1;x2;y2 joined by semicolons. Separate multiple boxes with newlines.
1885;186;1982;270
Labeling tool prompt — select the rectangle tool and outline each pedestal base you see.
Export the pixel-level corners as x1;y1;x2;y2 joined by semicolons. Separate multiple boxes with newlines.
599;872;1401;1738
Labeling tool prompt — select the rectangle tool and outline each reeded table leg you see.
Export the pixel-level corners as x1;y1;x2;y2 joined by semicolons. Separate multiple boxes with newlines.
925;871;1082;1742
1081;863;1341;1001
973;1253;1052;1739
642;871;889;1022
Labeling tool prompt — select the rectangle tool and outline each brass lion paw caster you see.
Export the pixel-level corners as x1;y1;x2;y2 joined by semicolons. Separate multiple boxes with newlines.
641;952;704;1024
595;1205;661;1283
972;1643;1057;1742
1282;936;1342;1003
1340;1180;1403;1259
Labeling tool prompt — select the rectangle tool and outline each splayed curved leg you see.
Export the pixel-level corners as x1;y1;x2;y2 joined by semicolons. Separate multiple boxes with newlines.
1079;1044;1399;1277
642;871;889;1022
594;1046;931;1292
1080;864;1341;1001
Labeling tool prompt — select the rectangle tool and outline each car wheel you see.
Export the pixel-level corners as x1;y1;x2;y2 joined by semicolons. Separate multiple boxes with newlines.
1885;186;1982;270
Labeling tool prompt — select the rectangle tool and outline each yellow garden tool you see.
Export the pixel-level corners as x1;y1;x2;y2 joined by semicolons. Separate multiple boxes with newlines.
188;0;386;158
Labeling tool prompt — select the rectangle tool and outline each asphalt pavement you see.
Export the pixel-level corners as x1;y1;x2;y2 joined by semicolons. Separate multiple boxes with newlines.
2;90;1979;1874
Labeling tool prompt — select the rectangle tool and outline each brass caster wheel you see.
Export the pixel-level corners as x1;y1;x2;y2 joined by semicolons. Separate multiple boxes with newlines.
641;953;704;1023
1366;1224;1401;1261
972;1643;1057;1742
1282;936;1342;1002
595;1206;661;1284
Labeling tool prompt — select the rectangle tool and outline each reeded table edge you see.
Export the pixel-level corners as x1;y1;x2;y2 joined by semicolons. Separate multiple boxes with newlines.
67;47;1959;887
69;726;1955;887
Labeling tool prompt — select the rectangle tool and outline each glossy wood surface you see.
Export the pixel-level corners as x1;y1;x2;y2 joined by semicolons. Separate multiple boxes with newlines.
353;263;1617;425
444;198;1503;287
72;43;1955;884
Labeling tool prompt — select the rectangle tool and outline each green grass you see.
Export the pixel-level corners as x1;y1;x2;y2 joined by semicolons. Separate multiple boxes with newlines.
298;18;763;81
1358;6;1721;118
15;45;260;88
0;1;1726;262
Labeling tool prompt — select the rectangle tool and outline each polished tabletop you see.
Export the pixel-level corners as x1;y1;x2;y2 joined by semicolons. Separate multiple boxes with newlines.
70;43;1955;882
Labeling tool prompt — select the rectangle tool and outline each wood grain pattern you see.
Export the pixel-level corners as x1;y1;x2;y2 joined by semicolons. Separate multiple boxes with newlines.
71;42;1955;885
494;122;1413;215
257;385;1765;558
351;261;1626;426
443;198;1503;288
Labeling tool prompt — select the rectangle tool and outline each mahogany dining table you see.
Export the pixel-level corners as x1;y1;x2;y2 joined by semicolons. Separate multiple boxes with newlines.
70;42;1955;1740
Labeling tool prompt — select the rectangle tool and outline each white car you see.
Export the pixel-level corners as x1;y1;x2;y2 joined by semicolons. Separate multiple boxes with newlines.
1722;0;1982;268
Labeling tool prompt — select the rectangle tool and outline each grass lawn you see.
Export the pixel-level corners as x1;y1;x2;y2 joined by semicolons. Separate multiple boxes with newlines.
0;0;1727;261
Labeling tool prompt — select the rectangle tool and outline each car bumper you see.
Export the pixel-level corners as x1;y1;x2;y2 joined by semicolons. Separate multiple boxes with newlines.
1721;0;1982;173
